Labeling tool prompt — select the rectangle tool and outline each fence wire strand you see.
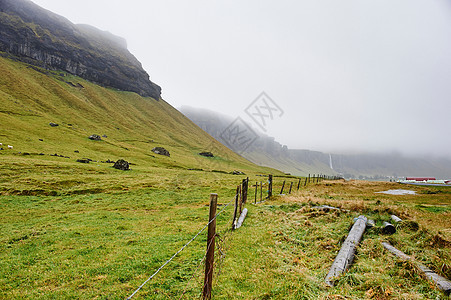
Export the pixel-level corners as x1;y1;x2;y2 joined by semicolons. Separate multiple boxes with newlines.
126;195;236;300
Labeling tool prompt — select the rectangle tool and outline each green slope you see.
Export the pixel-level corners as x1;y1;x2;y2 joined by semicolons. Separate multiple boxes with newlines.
0;55;279;194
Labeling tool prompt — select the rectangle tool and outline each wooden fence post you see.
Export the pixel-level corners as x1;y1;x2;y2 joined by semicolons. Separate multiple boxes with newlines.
241;179;247;206
260;181;262;202
255;182;257;204
268;175;273;198
232;186;239;230
308;174;310;183
288;182;293;194
297;178;301;190
280;180;285;194
203;193;218;300
239;185;243;214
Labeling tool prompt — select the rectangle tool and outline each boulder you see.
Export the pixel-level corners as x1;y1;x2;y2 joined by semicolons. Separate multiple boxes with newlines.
89;134;102;141
152;147;170;157
76;158;90;163
113;159;130;170
199;151;214;157
232;170;245;175
49;122;59;127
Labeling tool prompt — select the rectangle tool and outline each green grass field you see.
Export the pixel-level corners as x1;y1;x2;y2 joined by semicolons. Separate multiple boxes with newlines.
1;55;450;299
1;177;450;299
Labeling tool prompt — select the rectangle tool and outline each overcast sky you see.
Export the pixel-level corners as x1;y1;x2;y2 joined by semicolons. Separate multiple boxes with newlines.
32;0;451;158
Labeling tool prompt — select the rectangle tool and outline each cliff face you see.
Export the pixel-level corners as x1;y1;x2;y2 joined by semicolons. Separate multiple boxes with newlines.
0;0;161;99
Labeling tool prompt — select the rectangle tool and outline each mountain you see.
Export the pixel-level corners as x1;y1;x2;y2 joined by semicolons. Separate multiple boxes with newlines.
180;106;451;179
0;1;279;196
0;0;161;99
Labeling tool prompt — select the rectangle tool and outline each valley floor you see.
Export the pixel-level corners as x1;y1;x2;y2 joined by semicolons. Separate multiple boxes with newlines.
1;167;450;299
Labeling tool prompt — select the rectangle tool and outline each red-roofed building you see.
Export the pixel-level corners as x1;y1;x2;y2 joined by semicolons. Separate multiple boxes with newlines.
405;177;436;181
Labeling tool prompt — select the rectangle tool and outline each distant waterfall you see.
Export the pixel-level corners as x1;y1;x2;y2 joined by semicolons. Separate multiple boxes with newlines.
329;153;334;170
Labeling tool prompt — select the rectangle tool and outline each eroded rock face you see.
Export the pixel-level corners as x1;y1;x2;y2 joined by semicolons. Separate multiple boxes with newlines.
152;147;170;157
0;0;161;99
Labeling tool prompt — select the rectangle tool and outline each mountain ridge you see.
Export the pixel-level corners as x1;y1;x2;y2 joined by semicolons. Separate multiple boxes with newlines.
180;105;451;179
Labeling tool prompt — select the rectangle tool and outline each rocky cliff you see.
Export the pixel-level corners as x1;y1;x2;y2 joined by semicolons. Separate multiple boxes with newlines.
0;0;161;99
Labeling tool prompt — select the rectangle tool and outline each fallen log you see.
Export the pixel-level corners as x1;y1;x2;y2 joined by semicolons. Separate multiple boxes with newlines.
312;205;340;212
382;221;396;234
382;242;451;295
325;215;367;286
391;215;402;223
235;208;248;229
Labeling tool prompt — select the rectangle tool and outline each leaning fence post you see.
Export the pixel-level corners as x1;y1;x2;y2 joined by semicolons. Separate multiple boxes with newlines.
288;182;293;194
203;193;218;300
297;178;301;190
280;180;285;195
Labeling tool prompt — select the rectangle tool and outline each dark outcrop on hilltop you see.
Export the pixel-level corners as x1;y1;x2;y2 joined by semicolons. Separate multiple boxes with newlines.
0;0;161;99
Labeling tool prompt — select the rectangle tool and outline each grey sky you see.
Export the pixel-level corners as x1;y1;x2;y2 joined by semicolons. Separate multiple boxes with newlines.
32;0;451;158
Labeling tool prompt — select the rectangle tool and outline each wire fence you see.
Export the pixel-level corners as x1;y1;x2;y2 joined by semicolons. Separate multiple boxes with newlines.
126;174;340;299
126;196;235;299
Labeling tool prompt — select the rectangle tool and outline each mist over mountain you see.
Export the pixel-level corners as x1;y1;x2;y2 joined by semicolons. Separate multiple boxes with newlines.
0;0;161;99
180;106;451;179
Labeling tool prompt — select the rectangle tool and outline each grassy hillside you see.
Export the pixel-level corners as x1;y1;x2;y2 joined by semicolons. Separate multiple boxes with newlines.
0;55;280;195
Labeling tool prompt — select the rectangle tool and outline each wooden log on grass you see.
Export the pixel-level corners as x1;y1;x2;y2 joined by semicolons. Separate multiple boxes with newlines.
382;221;396;234
382;242;451;295
391;215;402;223
235;208;248;229
325;215;367;286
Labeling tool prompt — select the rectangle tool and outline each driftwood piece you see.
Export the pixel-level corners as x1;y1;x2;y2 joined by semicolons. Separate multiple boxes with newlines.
325;215;367;286
366;219;375;228
391;215;402;223
382;221;396;234
312;205;340;212
235;208;248;229
382;242;451;295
